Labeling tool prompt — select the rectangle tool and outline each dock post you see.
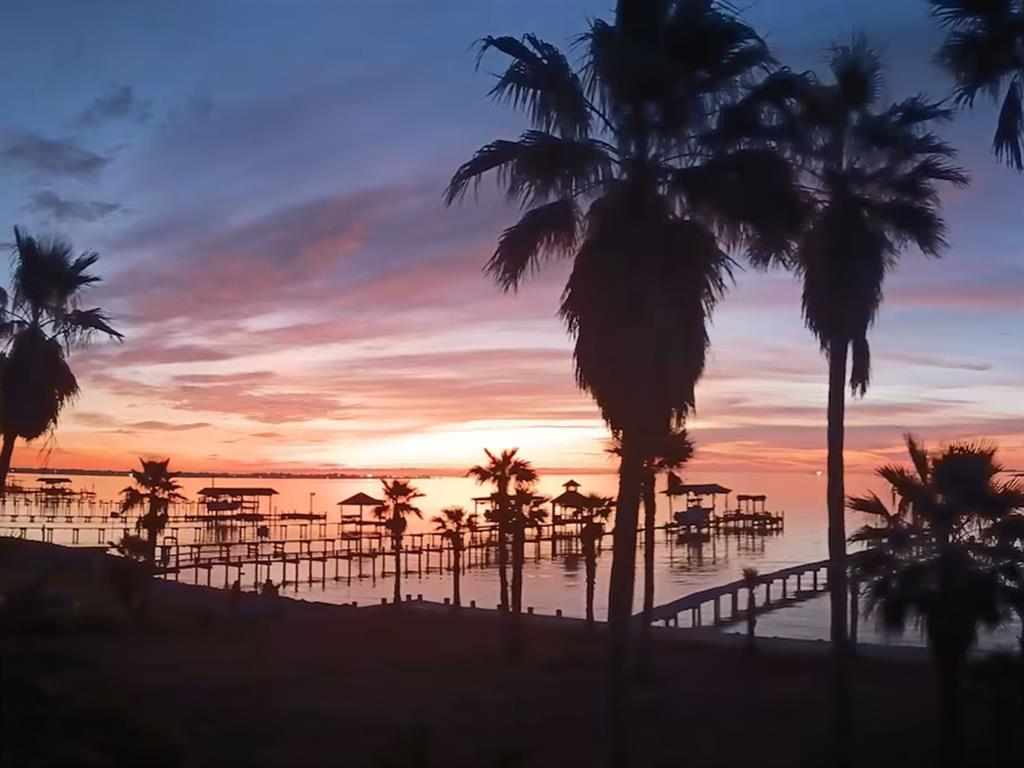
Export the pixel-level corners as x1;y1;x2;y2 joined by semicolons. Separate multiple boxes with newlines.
713;597;721;624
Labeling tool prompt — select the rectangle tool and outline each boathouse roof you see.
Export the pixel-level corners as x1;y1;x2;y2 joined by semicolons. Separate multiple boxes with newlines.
736;494;766;502
551;490;603;508
664;483;732;496
338;492;383;506
197;487;278;497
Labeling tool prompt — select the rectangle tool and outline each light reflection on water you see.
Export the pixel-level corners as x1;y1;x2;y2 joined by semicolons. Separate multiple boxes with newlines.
10;470;1021;647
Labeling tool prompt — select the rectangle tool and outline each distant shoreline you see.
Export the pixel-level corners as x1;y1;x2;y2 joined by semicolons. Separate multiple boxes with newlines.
9;466;616;481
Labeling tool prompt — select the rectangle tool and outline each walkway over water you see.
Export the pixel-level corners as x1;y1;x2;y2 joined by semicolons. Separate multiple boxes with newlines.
643;558;846;629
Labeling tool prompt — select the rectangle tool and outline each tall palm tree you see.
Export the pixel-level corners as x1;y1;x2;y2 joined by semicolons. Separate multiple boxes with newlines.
730;38;968;744
931;0;1024;169
508;483;546;617
849;435;1024;767
121;458;185;567
374;479;424;605
580;500;612;628
467;449;537;612
0;227;122;494
447;8;801;748
433;506;479;607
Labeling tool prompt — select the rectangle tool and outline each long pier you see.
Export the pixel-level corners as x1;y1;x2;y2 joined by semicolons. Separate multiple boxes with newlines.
644;557;866;631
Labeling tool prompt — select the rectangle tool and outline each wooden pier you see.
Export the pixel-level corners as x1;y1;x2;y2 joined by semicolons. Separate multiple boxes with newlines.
644;556;862;630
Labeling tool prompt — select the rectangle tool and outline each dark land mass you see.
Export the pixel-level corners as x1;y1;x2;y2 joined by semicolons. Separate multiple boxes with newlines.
2;539;1021;767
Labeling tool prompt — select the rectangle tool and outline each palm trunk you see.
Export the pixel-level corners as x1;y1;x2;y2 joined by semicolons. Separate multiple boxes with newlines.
937;652;964;768
827;338;851;764
453;544;461;608
393;534;402;605
608;430;644;768
497;524;509;611
638;468;656;673
511;518;524;615
584;540;596;628
0;431;17;499
145;501;158;566
746;586;757;652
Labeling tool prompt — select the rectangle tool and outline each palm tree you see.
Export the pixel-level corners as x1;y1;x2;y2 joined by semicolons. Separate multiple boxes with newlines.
849;435;1024;767
447;9;802;749
580;501;612;628
120;458;185;567
467;449;537;612
930;0;1024;169
731;39;968;733
508;483;546;617
374;479;424;605
0;227;122;494
741;567;760;651
433;506;478;607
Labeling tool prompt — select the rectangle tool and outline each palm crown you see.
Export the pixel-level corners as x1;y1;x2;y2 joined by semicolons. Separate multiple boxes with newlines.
733;39;968;393
467;448;538;501
122;458;185;536
433;506;479;540
374;479;424;537
849;435;1024;656
1;228;121;446
931;0;1024;169
446;1;804;443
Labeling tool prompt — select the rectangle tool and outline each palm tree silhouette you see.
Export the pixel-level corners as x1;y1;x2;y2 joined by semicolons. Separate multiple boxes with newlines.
121;458;185;567
432;506;478;607
447;8;802;749
849;435;1024;767
579;497;612;628
374;479;424;605
931;0;1024;169
0;227;122;494
610;427;694;669
508;482;546;617
467;449;537;612
735;38;967;747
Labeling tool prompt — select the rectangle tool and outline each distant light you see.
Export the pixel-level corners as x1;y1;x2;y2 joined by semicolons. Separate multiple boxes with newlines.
815;470;823;477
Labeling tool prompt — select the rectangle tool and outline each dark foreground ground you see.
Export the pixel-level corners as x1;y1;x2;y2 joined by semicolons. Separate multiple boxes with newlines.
2;539;1022;767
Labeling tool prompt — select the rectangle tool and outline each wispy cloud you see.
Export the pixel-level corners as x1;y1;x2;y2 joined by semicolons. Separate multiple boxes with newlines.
1;133;112;179
26;190;124;223
76;84;151;127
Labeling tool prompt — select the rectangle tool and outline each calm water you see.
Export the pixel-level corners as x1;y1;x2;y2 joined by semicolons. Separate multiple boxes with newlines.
7;469;1021;649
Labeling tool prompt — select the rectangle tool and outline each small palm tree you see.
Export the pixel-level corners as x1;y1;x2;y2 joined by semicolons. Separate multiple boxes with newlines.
121;458;185;567
931;0;1024;169
375;479;424;605
508;482;546;617
467;449;537;612
433;506;478;607
580;501;612;628
0;228;122;494
849;435;1024;766
741;567;760;651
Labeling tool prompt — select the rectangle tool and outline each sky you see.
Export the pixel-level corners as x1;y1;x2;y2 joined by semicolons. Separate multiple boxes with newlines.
0;0;1020;475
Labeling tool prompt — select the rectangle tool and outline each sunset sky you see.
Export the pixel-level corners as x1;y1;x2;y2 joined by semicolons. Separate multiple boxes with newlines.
1;0;1020;474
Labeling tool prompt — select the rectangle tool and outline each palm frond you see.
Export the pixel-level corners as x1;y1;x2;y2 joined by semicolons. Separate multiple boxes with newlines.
478;34;591;138
444;132;613;206
486;199;579;292
993;76;1024;169
672;148;805;266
